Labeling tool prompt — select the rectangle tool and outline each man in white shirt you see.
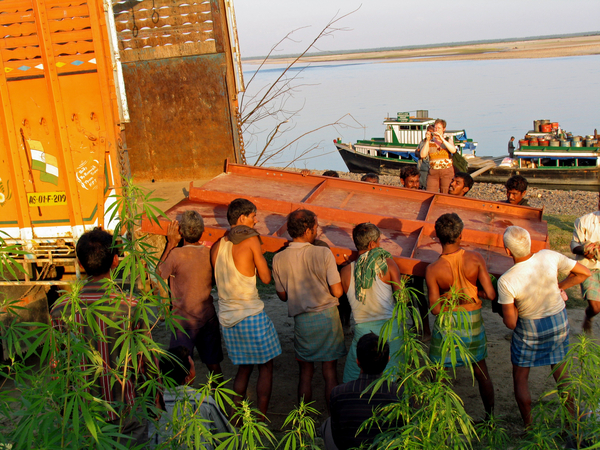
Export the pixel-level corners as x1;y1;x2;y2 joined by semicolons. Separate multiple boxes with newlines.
570;193;600;334
498;226;589;427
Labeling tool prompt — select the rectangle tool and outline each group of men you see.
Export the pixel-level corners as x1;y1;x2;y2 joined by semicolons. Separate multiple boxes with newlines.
53;167;600;447
425;213;590;427
156;199;407;449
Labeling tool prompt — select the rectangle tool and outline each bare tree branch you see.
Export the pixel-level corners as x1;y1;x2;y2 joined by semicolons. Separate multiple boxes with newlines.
241;7;361;167
256;113;363;167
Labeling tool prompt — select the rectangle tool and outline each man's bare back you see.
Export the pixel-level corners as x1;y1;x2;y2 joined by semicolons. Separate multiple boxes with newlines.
426;249;495;314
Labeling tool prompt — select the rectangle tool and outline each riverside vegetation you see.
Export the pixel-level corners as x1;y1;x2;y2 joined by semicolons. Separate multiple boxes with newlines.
0;184;599;449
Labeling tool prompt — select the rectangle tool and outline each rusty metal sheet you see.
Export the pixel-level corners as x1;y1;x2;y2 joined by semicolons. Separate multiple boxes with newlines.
122;53;237;182
141;163;549;277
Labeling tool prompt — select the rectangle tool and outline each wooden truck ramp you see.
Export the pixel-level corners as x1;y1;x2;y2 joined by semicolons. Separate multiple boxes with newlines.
141;163;548;277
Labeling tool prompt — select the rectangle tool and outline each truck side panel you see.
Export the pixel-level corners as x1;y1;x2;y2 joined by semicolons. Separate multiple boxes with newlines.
0;0;123;271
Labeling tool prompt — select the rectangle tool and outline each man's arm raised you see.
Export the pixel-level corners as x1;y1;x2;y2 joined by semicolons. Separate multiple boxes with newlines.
475;254;496;301
425;264;443;315
209;237;222;269
249;236;272;284
386;258;402;293
340;264;351;294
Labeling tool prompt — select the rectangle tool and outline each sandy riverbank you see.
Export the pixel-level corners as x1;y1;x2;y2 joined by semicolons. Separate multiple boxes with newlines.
244;35;600;65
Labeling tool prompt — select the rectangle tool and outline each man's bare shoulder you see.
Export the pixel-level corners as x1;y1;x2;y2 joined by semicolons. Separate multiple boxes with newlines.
463;249;487;266
426;257;446;274
340;263;352;277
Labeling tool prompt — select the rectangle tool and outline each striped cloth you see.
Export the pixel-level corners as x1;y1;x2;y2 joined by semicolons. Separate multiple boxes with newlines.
511;308;570;367
343;319;403;383
294;307;346;362
581;269;600;302
221;311;282;365
429;308;487;368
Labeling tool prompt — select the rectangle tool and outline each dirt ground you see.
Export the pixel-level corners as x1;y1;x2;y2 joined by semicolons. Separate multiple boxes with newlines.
152;289;595;435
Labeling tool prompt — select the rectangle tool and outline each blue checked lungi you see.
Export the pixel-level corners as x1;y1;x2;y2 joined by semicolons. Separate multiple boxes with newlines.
294;307;347;362
581;270;600;302
429;309;487;368
511;308;569;367
343;319;403;383
221;311;282;365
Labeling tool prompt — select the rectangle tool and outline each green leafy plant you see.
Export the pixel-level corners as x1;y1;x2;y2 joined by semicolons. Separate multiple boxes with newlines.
0;230;29;280
520;334;600;449
277;400;320;450
362;282;485;450
216;400;275;450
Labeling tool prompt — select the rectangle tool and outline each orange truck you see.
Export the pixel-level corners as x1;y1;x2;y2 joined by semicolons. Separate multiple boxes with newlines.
0;0;127;286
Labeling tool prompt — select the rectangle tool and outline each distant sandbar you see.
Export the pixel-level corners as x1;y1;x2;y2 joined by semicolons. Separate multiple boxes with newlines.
244;35;600;65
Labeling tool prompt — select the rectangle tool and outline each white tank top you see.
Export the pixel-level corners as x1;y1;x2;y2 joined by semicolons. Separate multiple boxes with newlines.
347;262;395;323
215;239;264;327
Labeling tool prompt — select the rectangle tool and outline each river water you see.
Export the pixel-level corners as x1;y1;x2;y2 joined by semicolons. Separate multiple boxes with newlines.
241;55;600;175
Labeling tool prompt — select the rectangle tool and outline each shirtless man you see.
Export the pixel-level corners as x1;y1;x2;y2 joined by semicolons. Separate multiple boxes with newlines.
210;198;282;417
425;213;496;419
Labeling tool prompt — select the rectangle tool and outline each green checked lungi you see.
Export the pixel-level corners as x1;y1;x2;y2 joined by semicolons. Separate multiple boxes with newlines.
294;307;347;362
429;308;487;368
581;269;600;302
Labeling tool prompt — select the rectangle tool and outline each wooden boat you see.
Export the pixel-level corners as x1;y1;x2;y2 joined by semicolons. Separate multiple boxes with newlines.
141;162;548;277
473;124;600;188
334;111;477;176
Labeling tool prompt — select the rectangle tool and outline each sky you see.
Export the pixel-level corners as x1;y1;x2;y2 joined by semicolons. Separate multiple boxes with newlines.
234;0;600;58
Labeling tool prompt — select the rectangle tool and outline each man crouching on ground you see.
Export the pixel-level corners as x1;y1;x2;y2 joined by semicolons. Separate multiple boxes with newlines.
425;213;496;419
210;198;282;418
498;226;589;427
273;209;346;409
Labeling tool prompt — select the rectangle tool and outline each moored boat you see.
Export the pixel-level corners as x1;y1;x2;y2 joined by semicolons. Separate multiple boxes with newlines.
475;121;600;188
334;111;477;176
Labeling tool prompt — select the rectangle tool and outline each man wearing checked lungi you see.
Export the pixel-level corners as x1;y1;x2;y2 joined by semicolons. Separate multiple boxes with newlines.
340;223;404;383
426;213;497;420
272;209;346;409
571;192;600;335
498;226;590;427
210;198;282;418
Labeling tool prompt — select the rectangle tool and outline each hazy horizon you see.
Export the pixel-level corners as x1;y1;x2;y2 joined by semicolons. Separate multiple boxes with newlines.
240;31;600;61
234;1;600;59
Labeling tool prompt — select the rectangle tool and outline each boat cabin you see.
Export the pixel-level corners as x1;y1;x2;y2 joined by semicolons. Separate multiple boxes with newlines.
354;112;477;162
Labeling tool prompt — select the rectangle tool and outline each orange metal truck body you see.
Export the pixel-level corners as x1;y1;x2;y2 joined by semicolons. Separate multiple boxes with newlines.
0;0;124;282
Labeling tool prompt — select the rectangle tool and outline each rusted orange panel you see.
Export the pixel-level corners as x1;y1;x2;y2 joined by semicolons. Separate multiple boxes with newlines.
121;54;237;182
141;164;549;277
